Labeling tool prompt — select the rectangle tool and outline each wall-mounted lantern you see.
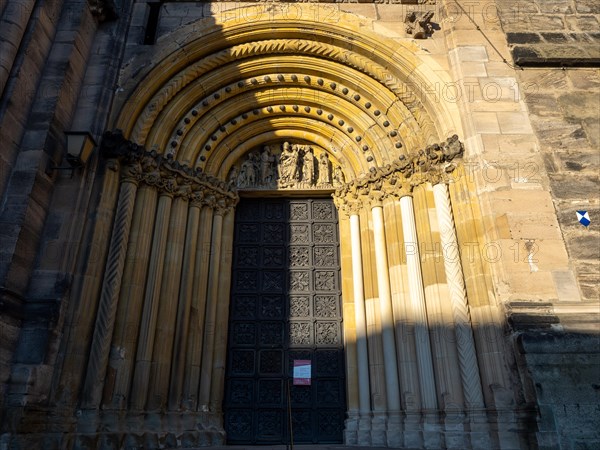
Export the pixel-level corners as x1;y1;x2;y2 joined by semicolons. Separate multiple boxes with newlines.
64;131;97;168
49;131;97;175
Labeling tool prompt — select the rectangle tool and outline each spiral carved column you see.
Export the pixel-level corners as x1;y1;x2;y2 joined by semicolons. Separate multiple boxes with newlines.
433;182;484;410
108;184;158;408
81;162;139;408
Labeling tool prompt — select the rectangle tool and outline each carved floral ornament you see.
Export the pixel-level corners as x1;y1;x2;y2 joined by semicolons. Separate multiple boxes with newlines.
332;134;464;214
101;131;239;211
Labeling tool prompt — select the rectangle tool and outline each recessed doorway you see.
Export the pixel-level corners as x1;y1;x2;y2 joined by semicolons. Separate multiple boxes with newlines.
224;198;346;445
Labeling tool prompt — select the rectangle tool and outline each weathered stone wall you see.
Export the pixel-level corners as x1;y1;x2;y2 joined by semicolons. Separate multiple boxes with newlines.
500;0;600;65
0;1;597;449
496;2;600;449
498;1;600;306
0;0;128;433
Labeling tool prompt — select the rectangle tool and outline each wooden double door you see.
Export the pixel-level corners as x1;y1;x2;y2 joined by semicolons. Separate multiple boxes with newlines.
224;198;346;445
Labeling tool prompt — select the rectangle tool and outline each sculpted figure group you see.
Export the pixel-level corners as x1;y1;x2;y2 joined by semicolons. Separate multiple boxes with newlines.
231;142;344;190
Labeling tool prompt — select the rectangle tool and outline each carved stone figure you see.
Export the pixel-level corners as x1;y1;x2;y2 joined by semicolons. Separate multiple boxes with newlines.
302;146;315;186
239;153;258;187
333;166;345;187
405;10;434;39
260;146;275;185
232;143;342;190
318;153;332;186
442;134;464;160
278;142;297;187
228;166;239;186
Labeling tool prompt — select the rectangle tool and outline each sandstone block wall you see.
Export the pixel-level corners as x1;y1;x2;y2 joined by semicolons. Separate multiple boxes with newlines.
498;1;600;306
497;2;600;449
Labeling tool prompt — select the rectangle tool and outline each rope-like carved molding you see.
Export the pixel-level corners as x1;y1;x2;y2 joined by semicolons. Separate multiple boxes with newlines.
101;130;239;208
130;39;435;147
333;134;463;213
433;183;485;409
82;176;137;407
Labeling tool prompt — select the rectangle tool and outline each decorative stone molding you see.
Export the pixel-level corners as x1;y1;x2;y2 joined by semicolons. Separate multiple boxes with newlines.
126;38;436;150
100;130;239;208
333;135;464;210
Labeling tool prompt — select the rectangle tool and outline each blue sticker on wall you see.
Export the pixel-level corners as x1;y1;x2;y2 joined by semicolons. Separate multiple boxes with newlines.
576;211;590;227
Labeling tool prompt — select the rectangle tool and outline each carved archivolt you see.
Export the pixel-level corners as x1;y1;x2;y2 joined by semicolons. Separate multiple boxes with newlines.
101;131;238;208
333;135;464;213
127;38;435;152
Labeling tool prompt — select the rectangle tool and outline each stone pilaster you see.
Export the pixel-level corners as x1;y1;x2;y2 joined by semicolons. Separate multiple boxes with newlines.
52;159;121;406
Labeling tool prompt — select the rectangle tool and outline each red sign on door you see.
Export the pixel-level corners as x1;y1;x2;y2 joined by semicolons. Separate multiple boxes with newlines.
293;360;311;385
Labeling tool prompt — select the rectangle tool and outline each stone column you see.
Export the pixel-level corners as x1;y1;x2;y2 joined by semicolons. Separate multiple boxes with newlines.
370;194;401;413
399;193;437;411
147;190;189;410
447;173;512;408
433;182;484;410
349;203;373;443
130;186;174;410
81;162;140;408
384;195;422;448
349;209;371;413
337;209;359;445
54;159;120;405
209;205;236;411
197;201;226;410
360;206;387;447
107;185;158;408
169;191;204;410
413;185;463;412
182;204;214;410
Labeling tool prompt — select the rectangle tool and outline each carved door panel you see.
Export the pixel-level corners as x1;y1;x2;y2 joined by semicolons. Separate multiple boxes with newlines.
224;198;345;445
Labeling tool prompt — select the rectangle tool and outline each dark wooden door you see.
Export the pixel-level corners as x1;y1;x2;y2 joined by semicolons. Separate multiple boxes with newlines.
224;198;346;444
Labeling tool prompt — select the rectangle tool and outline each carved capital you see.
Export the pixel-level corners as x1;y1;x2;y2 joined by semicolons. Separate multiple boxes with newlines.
345;199;363;216
367;189;386;208
332;192;364;217
120;160;142;185
214;197;233;216
100;130;238;204
190;190;206;207
334;135;464;197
